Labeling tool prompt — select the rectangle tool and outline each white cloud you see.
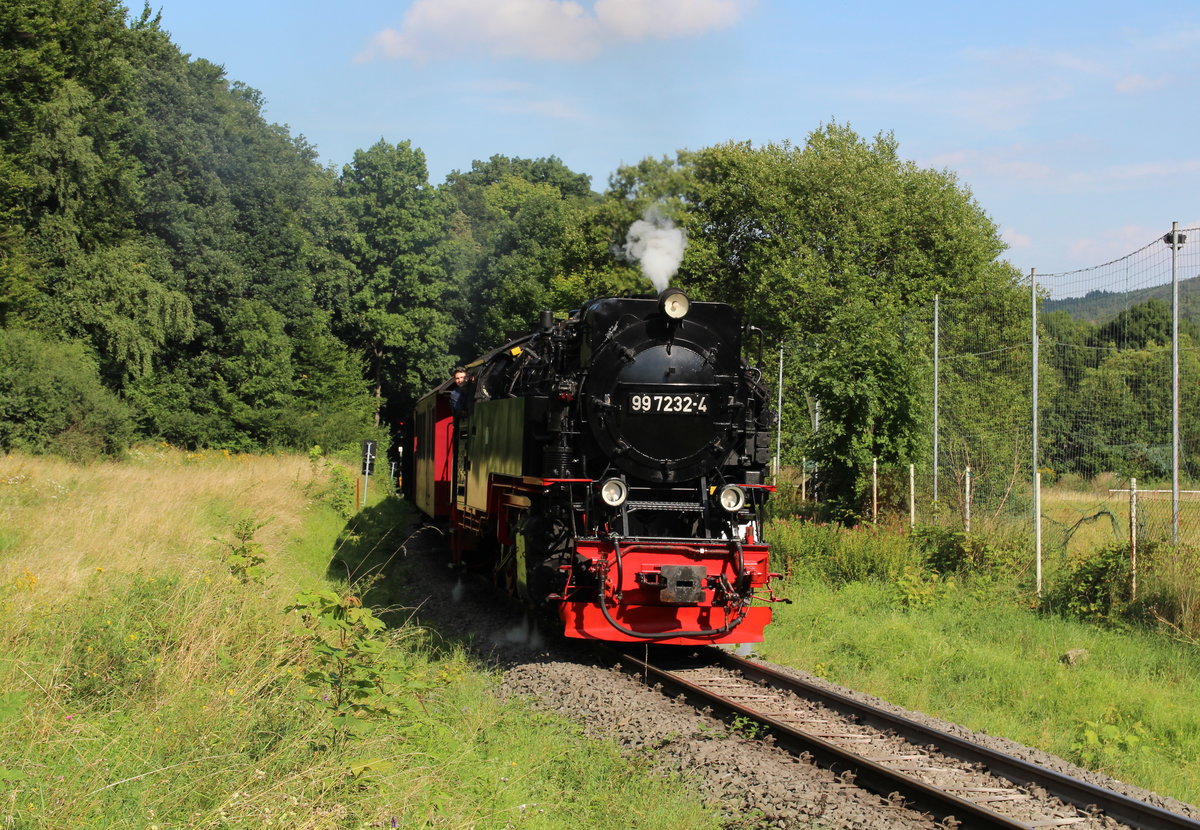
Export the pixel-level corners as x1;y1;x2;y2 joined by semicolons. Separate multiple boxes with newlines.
847;78;1072;131
455;78;534;94
963;45;1106;78
357;0;596;62
859;28;1192;132
1094;159;1200;182
594;0;747;39
1131;25;1200;54
1000;226;1031;249
1114;74;1170;94
1066;224;1166;266
926;146;1058;183
929;145;1200;191
356;0;754;63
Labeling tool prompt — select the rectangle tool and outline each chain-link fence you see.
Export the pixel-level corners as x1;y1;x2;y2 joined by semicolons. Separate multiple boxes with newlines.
1038;226;1200;556
779;225;1200;558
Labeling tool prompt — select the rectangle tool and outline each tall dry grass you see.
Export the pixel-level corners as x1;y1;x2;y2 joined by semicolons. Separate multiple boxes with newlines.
0;446;318;606
0;449;720;830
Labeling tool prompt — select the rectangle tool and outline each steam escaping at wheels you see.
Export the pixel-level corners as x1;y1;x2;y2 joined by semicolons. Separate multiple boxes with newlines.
403;293;788;645
493;618;545;649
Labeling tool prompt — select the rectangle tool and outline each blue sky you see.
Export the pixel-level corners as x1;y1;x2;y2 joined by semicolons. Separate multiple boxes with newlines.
155;0;1200;277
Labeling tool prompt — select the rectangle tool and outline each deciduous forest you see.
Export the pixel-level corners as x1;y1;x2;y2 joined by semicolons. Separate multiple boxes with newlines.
3;0;1192;514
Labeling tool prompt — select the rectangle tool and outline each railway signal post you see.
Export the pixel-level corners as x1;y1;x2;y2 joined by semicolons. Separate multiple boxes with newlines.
359;439;376;511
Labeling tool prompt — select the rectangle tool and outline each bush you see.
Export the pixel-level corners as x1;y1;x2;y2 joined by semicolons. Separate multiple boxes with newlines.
1133;543;1200;642
767;519;920;585
0;328;134;460
1043;542;1133;622
913;526;1027;576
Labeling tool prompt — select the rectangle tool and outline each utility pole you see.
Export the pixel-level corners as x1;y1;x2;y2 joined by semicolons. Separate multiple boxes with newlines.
1163;223;1185;545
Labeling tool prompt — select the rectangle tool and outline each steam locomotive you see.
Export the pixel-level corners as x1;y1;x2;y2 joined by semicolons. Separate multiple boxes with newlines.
405;289;783;644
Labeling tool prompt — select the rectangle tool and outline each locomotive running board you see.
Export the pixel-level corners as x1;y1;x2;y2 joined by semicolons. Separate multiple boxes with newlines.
559;602;772;645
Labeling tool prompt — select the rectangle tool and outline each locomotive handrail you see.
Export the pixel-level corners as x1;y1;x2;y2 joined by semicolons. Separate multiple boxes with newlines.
744;324;765;367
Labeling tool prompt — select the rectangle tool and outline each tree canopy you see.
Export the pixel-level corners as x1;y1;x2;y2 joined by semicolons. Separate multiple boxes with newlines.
603;129;1016;513
14;0;1130;521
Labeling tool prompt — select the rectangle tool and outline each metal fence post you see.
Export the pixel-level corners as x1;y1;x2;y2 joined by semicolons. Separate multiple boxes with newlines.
1035;472;1043;596
909;463;916;530
933;293;940;520
1031;269;1042;596
872;457;878;522
1166;222;1183;545
964;466;972;534
775;345;784;478
1130;477;1138;601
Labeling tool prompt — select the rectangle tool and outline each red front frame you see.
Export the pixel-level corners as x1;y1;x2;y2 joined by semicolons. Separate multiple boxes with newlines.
558;538;773;645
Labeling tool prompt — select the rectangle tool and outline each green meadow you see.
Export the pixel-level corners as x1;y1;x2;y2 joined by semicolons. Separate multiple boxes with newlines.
761;518;1200;805
0;449;718;830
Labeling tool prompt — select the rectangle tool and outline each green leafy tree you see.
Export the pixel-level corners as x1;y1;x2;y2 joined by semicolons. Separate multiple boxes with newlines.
44;238;194;386
440;155;618;356
336;140;457;420
0;1;378;454
938;282;1036;521
1071;343;1200;479
0;328;133;459
472;175;576;347
613;125;1014;516
1091;298;1200;350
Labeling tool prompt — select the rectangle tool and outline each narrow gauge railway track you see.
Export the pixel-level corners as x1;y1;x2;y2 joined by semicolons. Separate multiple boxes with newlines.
598;645;1200;830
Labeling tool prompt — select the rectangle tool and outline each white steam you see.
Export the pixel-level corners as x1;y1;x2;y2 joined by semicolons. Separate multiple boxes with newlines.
492;617;544;649
622;206;687;293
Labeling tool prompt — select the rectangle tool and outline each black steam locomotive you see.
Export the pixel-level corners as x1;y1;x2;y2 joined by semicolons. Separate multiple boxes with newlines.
407;289;783;644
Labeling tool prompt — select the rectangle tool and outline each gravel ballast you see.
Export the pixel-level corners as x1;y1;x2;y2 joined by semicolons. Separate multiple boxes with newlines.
392;523;1200;829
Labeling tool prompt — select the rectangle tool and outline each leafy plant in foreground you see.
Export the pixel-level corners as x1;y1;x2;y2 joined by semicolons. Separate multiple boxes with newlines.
287;588;440;735
892;565;954;610
1070;707;1156;771
1043;543;1132;623
216;517;270;584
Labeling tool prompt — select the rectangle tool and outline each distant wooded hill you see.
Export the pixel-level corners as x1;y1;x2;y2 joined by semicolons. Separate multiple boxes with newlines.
1044;274;1200;324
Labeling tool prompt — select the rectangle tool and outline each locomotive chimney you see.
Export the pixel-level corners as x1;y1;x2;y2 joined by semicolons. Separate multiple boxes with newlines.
539;309;554;331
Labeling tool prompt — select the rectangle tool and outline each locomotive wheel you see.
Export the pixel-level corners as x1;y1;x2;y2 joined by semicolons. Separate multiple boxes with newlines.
495;542;519;597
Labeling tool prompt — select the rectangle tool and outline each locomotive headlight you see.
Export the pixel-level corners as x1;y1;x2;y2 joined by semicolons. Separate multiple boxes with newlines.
659;288;690;320
599;477;629;507
717;484;746;513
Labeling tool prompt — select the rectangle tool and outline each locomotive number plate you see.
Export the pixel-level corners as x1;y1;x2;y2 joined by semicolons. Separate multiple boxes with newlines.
627;393;709;414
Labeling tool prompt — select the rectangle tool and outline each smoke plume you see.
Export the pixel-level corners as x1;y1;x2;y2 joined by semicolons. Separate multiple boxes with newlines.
622;206;687;292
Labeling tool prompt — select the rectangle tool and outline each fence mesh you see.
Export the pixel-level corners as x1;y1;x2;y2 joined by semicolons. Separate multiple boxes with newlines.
1039;228;1200;554
779;225;1200;557
937;286;1033;534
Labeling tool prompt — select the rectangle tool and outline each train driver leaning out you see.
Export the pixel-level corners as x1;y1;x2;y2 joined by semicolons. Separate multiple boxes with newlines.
449;366;467;412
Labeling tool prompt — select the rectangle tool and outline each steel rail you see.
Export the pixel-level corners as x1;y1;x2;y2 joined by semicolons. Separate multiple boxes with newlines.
600;645;1200;830
707;650;1200;830
601;645;1032;829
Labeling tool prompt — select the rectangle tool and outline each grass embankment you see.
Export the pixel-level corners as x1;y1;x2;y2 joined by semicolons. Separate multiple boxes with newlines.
0;448;718;830
761;519;1200;805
